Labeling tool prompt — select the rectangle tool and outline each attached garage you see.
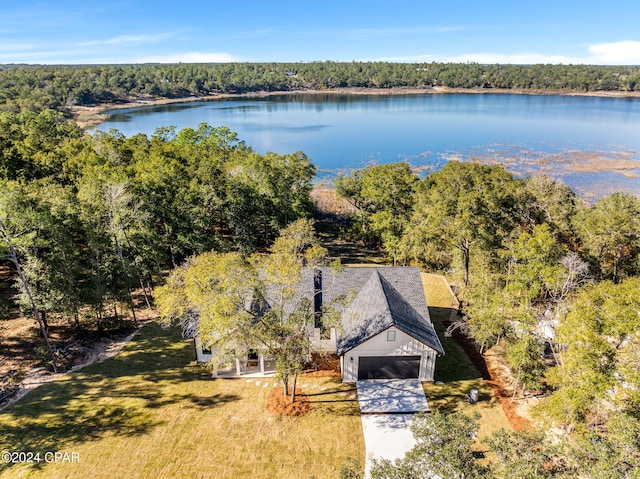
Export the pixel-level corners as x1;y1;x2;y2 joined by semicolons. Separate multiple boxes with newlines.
329;268;445;383
357;355;421;380
341;326;439;382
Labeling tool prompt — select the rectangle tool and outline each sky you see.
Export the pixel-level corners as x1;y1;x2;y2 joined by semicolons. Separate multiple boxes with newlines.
1;0;640;65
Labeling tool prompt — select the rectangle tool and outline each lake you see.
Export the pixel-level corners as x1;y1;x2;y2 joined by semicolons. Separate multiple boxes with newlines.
93;93;640;199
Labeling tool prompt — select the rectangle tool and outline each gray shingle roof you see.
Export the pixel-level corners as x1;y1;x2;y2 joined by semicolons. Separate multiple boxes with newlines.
333;268;445;356
260;265;445;356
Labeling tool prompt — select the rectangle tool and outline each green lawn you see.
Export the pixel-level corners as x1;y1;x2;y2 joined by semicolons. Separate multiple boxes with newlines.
421;273;512;443
0;323;364;479
0;273;507;479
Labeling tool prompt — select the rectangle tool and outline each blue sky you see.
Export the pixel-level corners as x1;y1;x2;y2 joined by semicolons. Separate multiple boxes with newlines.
2;0;640;65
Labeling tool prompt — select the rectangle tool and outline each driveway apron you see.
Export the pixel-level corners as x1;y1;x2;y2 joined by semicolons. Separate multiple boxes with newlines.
356;379;429;477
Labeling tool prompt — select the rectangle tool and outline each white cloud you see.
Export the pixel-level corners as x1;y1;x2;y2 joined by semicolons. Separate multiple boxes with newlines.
0;47;239;65
376;52;582;64
0;48;79;63
78;33;176;47
0;42;39;54
377;41;640;65
374;54;439;62
588;41;640;64
132;52;239;63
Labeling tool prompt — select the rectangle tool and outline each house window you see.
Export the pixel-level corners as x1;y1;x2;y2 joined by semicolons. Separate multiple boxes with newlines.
387;330;396;341
201;344;212;354
320;325;331;340
247;349;259;366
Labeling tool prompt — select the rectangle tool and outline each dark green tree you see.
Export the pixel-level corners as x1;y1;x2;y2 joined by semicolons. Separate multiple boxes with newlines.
573;192;640;282
402;161;528;286
370;411;487;479
540;277;640;434
336;162;417;264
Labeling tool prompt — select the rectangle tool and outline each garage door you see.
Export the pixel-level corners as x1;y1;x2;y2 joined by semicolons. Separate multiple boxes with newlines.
357;356;421;380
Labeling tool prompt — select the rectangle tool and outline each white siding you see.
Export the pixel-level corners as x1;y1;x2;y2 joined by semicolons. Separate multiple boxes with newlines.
195;327;337;364
194;338;213;363
311;327;338;352
341;327;437;382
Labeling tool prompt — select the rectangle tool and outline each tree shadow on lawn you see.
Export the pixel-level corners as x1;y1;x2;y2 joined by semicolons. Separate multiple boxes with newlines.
306;385;357;398
425;380;492;415
306;385;361;416
0;323;238;472
428;306;486;382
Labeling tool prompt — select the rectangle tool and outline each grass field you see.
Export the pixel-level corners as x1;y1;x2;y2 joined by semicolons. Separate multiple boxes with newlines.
0;272;508;478
421;273;512;443
0;323;364;479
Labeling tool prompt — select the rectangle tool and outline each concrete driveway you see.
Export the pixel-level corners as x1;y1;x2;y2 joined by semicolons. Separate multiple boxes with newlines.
357;379;429;477
357;379;429;413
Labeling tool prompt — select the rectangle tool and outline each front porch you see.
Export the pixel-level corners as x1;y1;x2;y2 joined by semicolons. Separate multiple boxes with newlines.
211;356;277;378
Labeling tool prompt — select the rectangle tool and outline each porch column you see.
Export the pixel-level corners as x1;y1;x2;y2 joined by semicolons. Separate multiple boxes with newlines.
235;358;242;376
259;354;265;374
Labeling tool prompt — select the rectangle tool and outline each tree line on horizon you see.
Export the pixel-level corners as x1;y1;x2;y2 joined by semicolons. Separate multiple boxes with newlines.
1;61;639;113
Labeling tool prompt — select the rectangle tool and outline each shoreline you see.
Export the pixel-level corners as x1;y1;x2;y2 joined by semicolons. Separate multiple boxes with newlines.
71;86;640;130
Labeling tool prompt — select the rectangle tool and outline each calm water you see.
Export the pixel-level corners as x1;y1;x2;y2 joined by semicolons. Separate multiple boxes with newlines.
93;93;640;198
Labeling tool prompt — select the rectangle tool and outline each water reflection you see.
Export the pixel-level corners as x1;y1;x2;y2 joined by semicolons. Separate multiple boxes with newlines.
93;93;640;198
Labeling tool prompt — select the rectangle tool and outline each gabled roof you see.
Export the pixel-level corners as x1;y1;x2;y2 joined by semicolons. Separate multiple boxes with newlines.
258;265;444;357
335;269;444;356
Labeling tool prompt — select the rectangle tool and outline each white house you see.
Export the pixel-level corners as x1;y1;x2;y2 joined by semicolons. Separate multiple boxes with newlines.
192;266;444;382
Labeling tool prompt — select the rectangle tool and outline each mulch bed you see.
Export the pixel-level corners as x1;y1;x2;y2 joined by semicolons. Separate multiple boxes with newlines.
300;353;341;378
444;318;531;431
301;370;341;378
483;355;531;431
266;387;310;417
308;352;341;372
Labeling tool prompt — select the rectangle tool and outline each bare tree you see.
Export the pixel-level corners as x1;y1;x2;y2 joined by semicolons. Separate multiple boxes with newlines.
557;252;591;302
103;182;143;327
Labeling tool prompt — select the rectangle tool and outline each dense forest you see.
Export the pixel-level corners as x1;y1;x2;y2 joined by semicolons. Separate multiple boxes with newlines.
0;110;314;371
1;62;639;114
1;63;640;477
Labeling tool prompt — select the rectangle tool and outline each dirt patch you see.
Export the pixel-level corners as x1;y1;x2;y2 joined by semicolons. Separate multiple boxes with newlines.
0;286;158;412
482;352;533;431
266;387;310;416
311;189;387;264
0;316;49;385
444;317;531;431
